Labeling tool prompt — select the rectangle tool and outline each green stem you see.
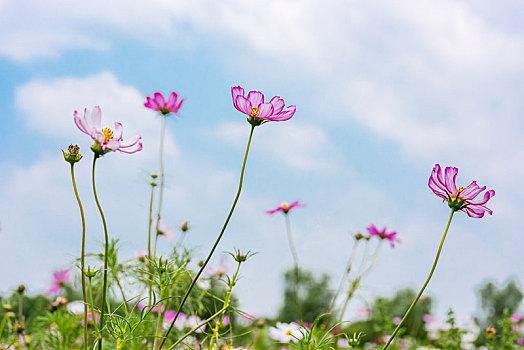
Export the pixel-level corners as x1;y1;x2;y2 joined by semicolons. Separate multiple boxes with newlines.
0;314;7;339
92;155;109;350
112;271;129;313
152;288;165;350
147;183;156;303
328;240;360;315
155;116;167;258
18;293;23;323
285;214;302;321
382;210;455;350
88;277;100;335
159;124;256;349
70;163;88;349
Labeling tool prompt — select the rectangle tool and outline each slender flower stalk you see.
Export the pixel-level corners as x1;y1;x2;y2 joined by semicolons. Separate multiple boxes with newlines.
91;155;109;349
147;177;157;303
154;116;167;261
160;124;256;348
87;272;100;336
65;145;88;349
382;210;454;349
285;213;302;320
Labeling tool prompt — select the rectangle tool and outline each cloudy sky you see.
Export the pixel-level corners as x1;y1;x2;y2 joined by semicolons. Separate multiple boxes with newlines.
0;0;523;323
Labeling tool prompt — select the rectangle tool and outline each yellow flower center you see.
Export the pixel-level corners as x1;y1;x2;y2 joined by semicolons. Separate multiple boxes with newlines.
251;107;258;116
281;202;289;210
286;330;293;335
101;127;114;144
457;186;465;192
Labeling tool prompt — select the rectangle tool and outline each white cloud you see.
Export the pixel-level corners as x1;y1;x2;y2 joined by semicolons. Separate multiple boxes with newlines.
215;121;342;173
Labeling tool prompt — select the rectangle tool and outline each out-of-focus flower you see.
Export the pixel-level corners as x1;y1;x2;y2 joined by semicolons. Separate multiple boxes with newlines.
135;249;148;262
185;315;206;333
46;269;70;296
144;92;184;116
366;224;401;248
429;164;495;218
163;311;187;330
180;220;189;232
74;106;143;155
196;277;212;290
231;86;296;126
16;285;25;294
48;296;68;312
137;302;165;314
266;201;306;215
152;219;176;241
268;322;303;343
205;258;231;279
67;301;85;315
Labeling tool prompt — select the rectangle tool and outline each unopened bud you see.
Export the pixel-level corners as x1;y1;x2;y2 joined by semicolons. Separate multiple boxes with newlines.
17;284;26;294
14;321;25;334
180;221;189;232
486;325;496;338
354;233;364;240
2;304;12;311
62;144;83;164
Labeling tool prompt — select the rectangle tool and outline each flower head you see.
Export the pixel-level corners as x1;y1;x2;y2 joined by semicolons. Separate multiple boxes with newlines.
266;200;306;215
231;86;296;126
62;144;83;164
429;164;495;218
152;219;177;241
144;91;184;116
46;269;70;296
268;322;303;343
74;106;143;156
367;224;400;248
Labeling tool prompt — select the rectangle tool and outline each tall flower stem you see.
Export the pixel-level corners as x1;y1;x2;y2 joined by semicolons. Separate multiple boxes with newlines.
152;287;165;350
70;163;88;349
154;116;167;259
91;154;109;350
328;240;360;315
147;181;156;303
159;124;256;349
382;210;455;350
285;214;302;321
88;276;100;336
0;313;7;339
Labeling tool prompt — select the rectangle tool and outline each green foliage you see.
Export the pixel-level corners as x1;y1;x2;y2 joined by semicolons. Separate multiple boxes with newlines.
438;308;464;350
278;268;334;323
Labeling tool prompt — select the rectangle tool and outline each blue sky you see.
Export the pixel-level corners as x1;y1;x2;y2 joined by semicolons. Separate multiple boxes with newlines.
0;0;523;324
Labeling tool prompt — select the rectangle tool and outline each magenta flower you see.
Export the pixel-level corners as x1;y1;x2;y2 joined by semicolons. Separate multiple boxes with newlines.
429;164;495;218
144;91;184;116
74;106;143;155
231;86;296;126
367;224;401;248
266;200;306;215
46;269;70;296
137;302;165;313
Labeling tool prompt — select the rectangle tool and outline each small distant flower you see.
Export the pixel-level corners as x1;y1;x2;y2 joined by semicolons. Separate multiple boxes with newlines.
205;258;231;279
163;311;187;330
48;296;68;312
266;200;306;215
135;249;148;262
152;219;176;241
74;106;143;156
137;302;165;313
86;310;100;324
46;269;70;296
393;317;402;325
268;322;303;343
185;315;206;333
429;164;495;218
16;284;26;294
367;224;401;248
196;277;211;290
231;86;296;126
180;220;189;232
67;301;85;315
144;91;184;116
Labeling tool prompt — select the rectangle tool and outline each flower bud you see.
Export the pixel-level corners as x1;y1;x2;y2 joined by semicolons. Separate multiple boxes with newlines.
486;325;496;339
2;304;12;311
6;312;15;319
17;284;26;294
62;144;83;164
354;233;364;240
14;321;25;334
180;220;189;232
83;267;98;278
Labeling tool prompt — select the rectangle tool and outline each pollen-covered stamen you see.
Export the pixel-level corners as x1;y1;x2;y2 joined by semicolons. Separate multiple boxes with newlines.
286;330;293;336
457;186;465;192
250;107;258;116
101;127;114;144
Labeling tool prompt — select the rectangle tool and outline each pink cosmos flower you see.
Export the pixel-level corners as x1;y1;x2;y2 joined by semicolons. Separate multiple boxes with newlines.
231;86;296;125
74;106;143;155
266;201;306;215
367;224;401;248
46;269;70;296
144;91;184;116
137;302;165;313
429;164;495;218
152;219;176;241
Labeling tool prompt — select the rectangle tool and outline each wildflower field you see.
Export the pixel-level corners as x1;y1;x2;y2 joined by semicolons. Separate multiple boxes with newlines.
1;1;523;350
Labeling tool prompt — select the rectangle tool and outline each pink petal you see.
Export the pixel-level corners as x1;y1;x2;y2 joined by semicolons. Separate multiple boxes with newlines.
173;98;184;113
266;105;296;121
444;167;458;195
166;92;179;109
269;96;285;114
463;206;487;218
429;165;448;193
247;91;264;108
105;139;121;151
113;122;123;141
257;103;274;118
467;189;495;206
231;86;245;110
235;96;252;115
118;135;143;154
74;110;90;135
460;181;486;200
89;106;102;130
153;92;166;107
144;96;160;110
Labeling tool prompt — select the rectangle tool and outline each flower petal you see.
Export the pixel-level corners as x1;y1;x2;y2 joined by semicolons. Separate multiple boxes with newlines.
444;167;458;195
467;189;495;206
266;105;296;121
118;135;143;154
257;103;274;118
247;91;264;108
235;96;252;115
144;96;160;110
113;122;123;141
459;181;486;200
153;92;166;107
231;86;245;110
74;110;90;135
269;96;285;114
89;106;102;130
166;92;179;109
105;139;121;151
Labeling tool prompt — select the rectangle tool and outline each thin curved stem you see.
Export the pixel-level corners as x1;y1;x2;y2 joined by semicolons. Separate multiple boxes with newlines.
155;116;167;258
328;240;360;315
285;214;302;320
382;210;455;349
92;155;109;350
159;124;256;349
88;277;100;335
70;163;88;349
147;182;156;303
